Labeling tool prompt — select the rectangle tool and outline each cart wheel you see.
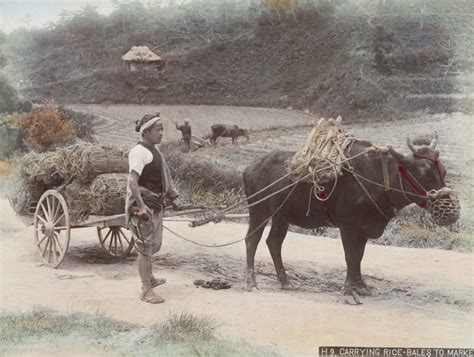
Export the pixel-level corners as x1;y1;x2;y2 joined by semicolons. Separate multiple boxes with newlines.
97;226;134;258
34;190;71;268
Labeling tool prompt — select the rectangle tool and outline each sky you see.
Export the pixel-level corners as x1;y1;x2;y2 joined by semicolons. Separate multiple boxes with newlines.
0;0;115;33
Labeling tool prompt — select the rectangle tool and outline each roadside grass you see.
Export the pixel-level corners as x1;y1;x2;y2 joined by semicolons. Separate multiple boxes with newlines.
376;206;473;252
0;308;276;356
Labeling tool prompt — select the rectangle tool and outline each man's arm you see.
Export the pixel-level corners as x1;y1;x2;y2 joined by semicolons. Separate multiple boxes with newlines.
129;171;151;217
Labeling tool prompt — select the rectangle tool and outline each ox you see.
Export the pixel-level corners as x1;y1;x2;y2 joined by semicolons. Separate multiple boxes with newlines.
210;124;249;144
243;134;449;304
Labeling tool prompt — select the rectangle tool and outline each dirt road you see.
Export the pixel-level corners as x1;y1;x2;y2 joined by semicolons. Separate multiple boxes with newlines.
1;200;472;355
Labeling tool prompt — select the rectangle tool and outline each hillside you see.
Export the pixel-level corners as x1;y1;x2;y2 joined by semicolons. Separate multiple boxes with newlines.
6;0;474;120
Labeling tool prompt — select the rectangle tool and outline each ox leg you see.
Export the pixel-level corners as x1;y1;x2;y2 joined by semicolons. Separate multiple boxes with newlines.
266;215;293;290
340;228;371;304
245;210;267;291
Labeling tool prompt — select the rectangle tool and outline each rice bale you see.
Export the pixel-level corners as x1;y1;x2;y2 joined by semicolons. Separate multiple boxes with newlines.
19;145;128;189
60;181;93;222
90;173;128;216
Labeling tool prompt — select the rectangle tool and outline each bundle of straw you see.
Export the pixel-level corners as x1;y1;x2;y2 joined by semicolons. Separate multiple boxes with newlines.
8;179;43;216
66;145;128;183
19;145;128;189
89;173;128;216
13;145;129;218
60;181;93;221
288;116;353;184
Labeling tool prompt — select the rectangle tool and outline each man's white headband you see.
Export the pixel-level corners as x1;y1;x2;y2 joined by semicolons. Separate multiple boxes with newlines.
139;116;161;136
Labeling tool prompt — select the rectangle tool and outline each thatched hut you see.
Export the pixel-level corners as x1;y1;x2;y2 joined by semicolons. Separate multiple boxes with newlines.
121;46;162;72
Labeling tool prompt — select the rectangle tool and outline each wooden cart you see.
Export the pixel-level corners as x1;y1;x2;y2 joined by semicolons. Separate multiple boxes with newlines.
33;189;134;268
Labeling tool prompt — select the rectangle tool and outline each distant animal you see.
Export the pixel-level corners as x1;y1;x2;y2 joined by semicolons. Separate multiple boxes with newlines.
210;124;249;144
242;133;453;304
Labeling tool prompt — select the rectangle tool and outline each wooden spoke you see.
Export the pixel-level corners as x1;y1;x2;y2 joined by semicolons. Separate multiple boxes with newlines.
97;226;134;258
108;231;114;252
36;214;47;225
40;202;50;221
53;233;63;255
53;226;68;231
117;233;124;254
51;198;59;223
118;229;131;245
37;233;48;247
53;213;65;227
46;196;52;219
41;237;50;258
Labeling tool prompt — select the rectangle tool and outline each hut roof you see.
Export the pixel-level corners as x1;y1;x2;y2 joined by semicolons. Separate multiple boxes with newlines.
121;46;162;62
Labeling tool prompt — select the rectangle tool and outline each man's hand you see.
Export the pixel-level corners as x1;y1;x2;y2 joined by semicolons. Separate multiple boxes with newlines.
171;199;183;211
133;204;152;221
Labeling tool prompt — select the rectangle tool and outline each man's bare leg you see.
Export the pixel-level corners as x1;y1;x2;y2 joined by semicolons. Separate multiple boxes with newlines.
138;253;164;304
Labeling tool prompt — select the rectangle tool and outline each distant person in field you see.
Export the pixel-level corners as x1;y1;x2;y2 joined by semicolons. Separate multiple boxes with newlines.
176;118;192;152
126;113;182;304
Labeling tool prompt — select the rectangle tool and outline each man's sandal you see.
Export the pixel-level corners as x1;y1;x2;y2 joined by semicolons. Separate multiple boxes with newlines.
151;277;166;288
140;288;165;304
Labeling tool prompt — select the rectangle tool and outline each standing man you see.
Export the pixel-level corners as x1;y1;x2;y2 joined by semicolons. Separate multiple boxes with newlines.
176;118;192;152
126;113;182;304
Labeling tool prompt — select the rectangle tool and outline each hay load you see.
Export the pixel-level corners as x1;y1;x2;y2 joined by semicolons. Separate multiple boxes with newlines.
10;145;129;219
288;116;354;184
60;174;128;221
89;174;128;216
19;144;128;188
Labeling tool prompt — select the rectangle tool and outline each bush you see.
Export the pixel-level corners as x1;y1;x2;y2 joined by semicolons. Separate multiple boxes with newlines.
0;77;20;114
10;106;74;152
58;106;96;141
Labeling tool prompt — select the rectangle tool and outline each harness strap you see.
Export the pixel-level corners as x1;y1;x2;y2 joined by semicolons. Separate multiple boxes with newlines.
351;170;391;220
317;191;336;226
414;155;446;187
398;165;428;208
381;156;390;192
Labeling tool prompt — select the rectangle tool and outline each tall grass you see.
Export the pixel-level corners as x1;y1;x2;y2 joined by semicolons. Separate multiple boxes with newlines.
0;308;276;356
148;311;217;341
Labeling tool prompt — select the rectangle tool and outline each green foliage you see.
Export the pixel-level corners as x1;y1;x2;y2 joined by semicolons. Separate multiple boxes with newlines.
0;308;276;356
151;311;217;341
0;114;23;159
0;307;136;344
0;77;21;114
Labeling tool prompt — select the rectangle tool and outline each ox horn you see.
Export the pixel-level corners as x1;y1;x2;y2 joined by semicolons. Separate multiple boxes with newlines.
407;137;417;154
430;131;439;150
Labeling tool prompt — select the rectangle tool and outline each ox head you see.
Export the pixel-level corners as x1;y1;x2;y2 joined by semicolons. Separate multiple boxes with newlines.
389;132;459;225
239;128;250;141
405;132;446;191
389;132;446;193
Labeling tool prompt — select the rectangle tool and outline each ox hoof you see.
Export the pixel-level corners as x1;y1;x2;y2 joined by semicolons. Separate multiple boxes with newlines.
281;281;296;290
343;291;363;305
354;280;373;296
246;285;259;292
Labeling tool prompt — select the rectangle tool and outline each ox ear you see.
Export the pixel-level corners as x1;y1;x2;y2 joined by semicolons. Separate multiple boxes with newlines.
387;146;404;163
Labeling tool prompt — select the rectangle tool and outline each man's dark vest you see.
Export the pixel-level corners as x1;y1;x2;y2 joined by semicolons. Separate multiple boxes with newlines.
138;142;163;195
178;124;192;138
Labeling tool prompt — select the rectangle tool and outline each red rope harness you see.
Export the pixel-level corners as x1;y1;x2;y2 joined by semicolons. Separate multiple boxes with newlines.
317;191;336;226
398;155;445;208
414;155;446;187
